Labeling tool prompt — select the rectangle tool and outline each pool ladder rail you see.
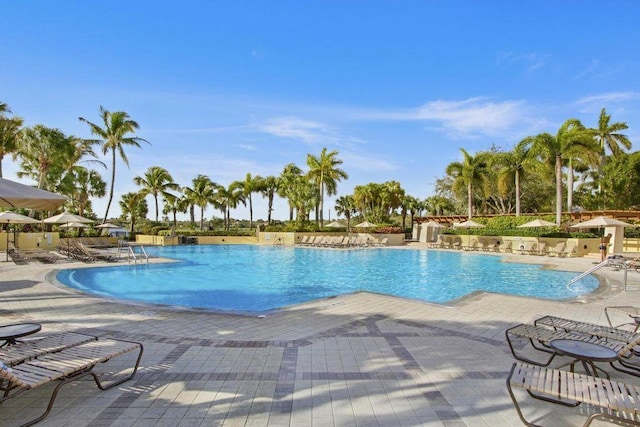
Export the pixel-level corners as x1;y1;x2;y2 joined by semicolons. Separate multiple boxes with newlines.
567;258;631;290
119;242;149;265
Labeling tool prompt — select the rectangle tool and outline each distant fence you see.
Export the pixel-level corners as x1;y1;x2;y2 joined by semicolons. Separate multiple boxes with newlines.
624;239;640;253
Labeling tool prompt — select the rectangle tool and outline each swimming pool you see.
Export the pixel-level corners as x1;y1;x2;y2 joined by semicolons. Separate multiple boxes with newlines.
56;245;599;312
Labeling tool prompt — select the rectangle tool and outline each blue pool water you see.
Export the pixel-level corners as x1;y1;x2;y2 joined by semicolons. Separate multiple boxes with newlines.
56;245;599;312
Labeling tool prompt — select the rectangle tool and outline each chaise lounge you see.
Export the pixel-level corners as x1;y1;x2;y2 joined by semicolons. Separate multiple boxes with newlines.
0;336;143;427
507;362;640;427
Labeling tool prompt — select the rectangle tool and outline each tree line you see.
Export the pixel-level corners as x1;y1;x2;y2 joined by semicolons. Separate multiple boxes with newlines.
0;101;634;232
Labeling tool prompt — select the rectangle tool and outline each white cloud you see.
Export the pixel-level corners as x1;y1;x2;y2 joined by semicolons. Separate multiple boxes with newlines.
497;52;547;71
362;98;527;139
234;143;257;151
574;92;640;106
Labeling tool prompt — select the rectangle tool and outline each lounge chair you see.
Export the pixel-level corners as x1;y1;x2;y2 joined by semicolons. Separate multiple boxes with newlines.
500;241;513;253
534;315;637;343
506;323;640;375
507;362;640;427
0;332;97;366
535;315;637;341
517;242;536;255
0;337;143;427
374;237;388;247
297;235;310;245
464;239;479;251
7;244;29;265
604;306;640;331
546;242;566;257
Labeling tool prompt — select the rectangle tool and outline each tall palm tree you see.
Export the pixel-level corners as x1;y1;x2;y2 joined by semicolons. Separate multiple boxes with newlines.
445;148;488;219
119;192;147;233
16;125;74;191
163;193;188;230
277;163;303;221
233;173;263;229
217;182;245;231
530;119;597;225
307;148;348;226
335;195;356;230
79;106;149;223
259;175;279;224
593;108;632;206
182;174;218;231
59;166;106;217
498;138;537;216
133;166;180;222
0;103;23;178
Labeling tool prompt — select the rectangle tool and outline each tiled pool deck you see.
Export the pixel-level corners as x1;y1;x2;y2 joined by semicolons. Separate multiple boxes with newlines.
1;244;640;426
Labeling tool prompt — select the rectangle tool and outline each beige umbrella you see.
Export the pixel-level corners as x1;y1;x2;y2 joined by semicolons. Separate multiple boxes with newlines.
518;219;556;254
59;222;90;229
0;211;39;261
422;220;446;228
0;178;67;210
44;212;93;255
571;216;635;261
95;222;118;229
355;221;376;228
325;221;346;228
454;219;485;228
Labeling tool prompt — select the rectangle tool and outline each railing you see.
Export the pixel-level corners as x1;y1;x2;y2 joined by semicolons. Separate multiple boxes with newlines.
567;259;610;287
121;242;149;265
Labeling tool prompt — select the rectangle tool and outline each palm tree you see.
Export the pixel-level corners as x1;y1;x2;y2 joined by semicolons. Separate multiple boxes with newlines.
530;119;597;225
445;148;488;219
59;166;106;217
217;182;245;231
163;193;188;230
0;103;23;178
334;195;356;230
260;175;279;224
498;137;537;216
79;106;149;223
133;166;180;222
119;192;147;233
277;163;303;221
307;148;348;226
16;125;74;191
182;175;218;231
593;108;632;206
233;173;263;229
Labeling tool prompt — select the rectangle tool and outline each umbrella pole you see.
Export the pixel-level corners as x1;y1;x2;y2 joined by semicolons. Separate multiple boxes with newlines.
5;226;8;262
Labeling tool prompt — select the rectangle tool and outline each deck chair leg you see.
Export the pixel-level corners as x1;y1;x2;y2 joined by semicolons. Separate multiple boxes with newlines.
506;332;557;366
90;343;143;390
21;371;93;427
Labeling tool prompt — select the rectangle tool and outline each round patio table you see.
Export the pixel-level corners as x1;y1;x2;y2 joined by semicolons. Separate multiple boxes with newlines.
549;339;618;378
0;323;42;347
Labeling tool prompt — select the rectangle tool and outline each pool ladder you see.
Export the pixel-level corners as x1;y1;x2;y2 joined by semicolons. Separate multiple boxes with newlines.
126;245;149;265
567;258;629;290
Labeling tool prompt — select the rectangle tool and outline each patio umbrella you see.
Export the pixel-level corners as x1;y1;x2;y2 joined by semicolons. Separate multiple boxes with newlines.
518;219;556;255
0;178;67;210
571;216;635;261
354;221;376;228
95;222;118;229
43;212;94;255
454;219;485;228
0;211;40;261
325;221;346;228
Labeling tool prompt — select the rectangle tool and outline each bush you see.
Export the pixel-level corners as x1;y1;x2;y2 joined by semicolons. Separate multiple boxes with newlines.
373;226;404;234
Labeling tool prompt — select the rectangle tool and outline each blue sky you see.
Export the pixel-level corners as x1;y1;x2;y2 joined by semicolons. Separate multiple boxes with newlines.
2;1;640;221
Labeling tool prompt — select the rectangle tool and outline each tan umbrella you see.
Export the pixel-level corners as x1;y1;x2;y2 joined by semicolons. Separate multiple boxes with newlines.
571;216;635;261
454;219;485;228
518;219;557;254
59;222;90;229
44;212;93;255
354;221;376;228
0;178;67;210
422;220;446;228
325;221;346;228
0;211;39;261
95;222;118;229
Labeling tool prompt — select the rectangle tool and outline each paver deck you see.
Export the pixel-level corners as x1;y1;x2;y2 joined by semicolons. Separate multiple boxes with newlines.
1;245;639;426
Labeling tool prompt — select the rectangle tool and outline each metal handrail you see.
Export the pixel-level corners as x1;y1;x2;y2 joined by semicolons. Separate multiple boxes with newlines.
127;246;137;265
567;259;610;287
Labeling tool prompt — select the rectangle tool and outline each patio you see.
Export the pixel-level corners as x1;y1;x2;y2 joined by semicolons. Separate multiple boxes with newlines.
1;247;639;426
